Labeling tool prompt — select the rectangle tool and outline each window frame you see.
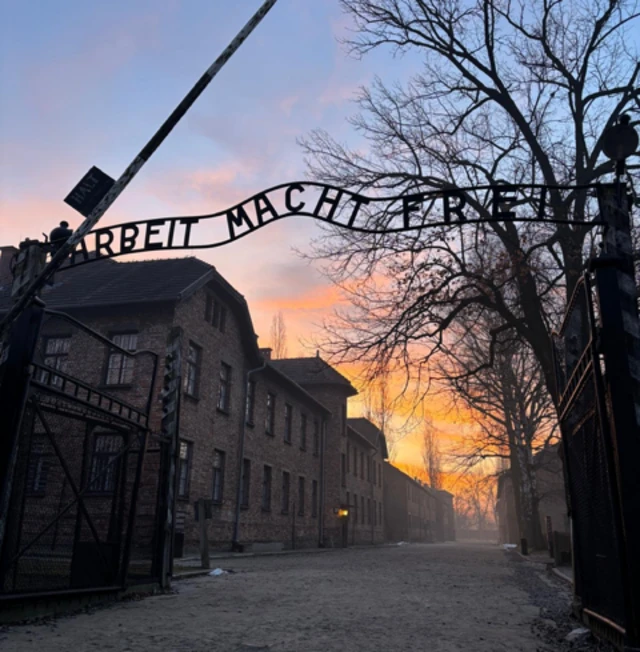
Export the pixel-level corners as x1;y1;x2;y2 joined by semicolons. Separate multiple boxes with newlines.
297;476;305;517
104;332;138;387
265;392;276;436
261;465;272;511
25;435;50;496
87;433;122;495
240;458;251;508
217;362;232;413
245;380;256;426
341;453;347;487
177;439;193;500
284;403;293;444
40;335;71;387
311;479;318;518
300;413;307;451
183;341;202;398
281;471;290;514
212;449;225;504
313;418;320;456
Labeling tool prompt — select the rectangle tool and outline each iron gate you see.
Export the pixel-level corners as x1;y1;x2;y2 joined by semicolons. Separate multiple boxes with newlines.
0;308;164;599
553;272;631;647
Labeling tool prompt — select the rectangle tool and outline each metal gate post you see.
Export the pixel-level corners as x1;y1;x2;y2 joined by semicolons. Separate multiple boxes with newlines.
0;302;44;569
594;183;640;648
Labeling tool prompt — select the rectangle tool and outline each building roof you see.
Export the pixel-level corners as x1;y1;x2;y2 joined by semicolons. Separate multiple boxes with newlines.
0;255;263;366
0;257;216;311
270;356;357;396
347;417;389;459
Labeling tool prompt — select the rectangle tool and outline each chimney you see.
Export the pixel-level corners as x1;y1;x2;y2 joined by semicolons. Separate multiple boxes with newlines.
259;347;272;361
0;246;18;283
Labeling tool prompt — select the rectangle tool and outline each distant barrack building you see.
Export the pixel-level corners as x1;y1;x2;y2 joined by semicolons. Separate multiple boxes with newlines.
0;247;454;558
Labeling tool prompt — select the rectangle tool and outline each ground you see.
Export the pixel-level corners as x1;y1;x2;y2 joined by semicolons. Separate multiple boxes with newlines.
1;542;614;652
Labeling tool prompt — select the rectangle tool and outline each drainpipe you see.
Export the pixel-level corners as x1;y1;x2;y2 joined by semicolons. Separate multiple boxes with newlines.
232;361;267;550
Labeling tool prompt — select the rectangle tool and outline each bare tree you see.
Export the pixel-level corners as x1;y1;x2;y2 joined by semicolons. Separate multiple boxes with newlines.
421;416;443;489
441;315;557;548
454;470;498;532
270;311;288;360
303;0;640;406
361;366;407;460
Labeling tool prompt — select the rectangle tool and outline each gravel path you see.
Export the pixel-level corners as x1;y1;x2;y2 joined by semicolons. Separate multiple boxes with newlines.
0;542;612;651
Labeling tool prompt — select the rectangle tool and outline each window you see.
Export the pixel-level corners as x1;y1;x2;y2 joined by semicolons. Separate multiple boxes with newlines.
246;380;256;424
212;449;225;503
313;419;320;456
284;404;292;444
341;453;346;487
353;450;358;476
207;295;227;333
373;500;377;527
212;299;226;332
312;480;318;517
177;440;193;498
367;456;371;482
373;462;376;486
281;471;290;514
265;393;275;435
360;452;365;479
106;333;137;385
89;434;121;493
217;363;231;412
240;459;251;508
354;494;358;524
346;491;350;511
361;496;365;524
262;466;272;511
367;498;371;525
347;444;351;472
300;414;307;450
298;477;305;516
40;336;70;386
26;437;49;495
184;342;201;397
379;502;382;525
341;404;346;436
379;463;382;487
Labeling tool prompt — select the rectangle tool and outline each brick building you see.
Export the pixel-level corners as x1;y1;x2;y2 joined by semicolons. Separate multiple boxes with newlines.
2;247;457;564
383;462;438;543
344;418;387;545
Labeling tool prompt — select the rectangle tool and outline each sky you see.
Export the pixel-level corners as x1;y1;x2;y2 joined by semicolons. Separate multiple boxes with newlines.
0;0;452;468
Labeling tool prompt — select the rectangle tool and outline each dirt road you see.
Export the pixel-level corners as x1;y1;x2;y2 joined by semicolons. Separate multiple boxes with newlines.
0;542;608;651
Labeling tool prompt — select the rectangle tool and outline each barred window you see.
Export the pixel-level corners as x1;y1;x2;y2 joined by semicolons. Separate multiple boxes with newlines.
106;333;137;385
89;434;122;493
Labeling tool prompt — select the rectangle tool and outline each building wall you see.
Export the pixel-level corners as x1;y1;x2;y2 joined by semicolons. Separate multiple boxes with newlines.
172;287;327;553
293;384;348;549
343;430;384;545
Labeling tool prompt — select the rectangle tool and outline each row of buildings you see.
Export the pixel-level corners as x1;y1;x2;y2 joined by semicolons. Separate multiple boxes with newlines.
0;247;454;577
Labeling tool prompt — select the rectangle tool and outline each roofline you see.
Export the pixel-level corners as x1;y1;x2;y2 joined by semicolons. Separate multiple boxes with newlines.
347;425;376;450
263;363;332;416
383;461;439;497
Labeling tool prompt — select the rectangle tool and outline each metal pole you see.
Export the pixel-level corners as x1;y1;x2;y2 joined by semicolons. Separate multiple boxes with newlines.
0;0;279;335
593;183;640;647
